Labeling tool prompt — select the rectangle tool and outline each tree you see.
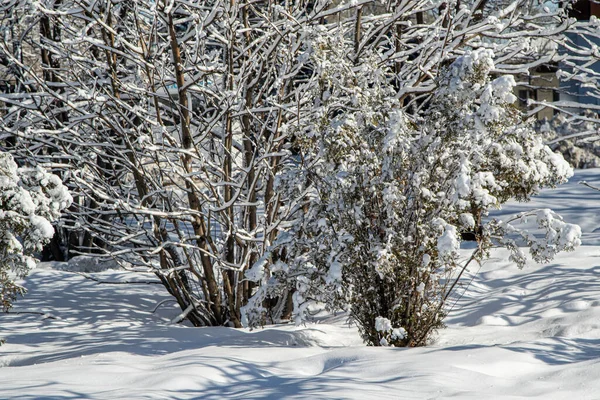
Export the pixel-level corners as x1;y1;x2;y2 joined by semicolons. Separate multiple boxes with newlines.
0;152;72;312
1;0;326;326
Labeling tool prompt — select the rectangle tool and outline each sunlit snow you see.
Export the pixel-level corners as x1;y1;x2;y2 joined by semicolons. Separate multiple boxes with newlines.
2;169;600;399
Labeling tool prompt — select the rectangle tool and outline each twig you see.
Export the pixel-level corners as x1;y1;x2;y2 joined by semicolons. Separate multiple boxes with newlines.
171;304;194;324
4;310;60;319
443;250;478;302
446;261;483;314
74;272;161;285
580;180;600;192
152;299;178;313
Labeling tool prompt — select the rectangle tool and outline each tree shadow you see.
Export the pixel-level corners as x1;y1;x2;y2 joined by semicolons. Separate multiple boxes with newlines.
505;337;600;365
0;270;324;368
446;262;600;328
1;352;407;399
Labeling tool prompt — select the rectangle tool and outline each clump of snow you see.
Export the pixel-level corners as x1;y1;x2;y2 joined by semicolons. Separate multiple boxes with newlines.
375;316;393;333
460;213;476;229
25;215;55;252
375;316;407;346
245;255;268;282
436;222;460;261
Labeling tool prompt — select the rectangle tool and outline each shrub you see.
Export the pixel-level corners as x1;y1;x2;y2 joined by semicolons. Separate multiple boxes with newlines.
244;47;580;346
0;152;72;311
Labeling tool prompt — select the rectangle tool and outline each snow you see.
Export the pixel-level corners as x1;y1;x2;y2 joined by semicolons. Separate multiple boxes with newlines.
436;222;460;260
27;215;55;243
2;169;600;398
374;316;393;333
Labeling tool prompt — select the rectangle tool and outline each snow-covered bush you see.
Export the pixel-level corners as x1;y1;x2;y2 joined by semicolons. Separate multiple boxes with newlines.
0;152;72;311
244;44;580;346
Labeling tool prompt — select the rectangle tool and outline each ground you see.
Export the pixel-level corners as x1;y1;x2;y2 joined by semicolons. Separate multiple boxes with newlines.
1;169;600;399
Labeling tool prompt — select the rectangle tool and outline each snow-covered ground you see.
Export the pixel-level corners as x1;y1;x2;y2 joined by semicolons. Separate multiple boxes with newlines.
2;169;600;399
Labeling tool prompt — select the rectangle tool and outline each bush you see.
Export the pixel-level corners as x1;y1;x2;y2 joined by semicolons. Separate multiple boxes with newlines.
244;47;580;346
0;152;72;311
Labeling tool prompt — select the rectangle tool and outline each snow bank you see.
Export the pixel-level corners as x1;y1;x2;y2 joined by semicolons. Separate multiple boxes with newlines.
2;170;600;398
